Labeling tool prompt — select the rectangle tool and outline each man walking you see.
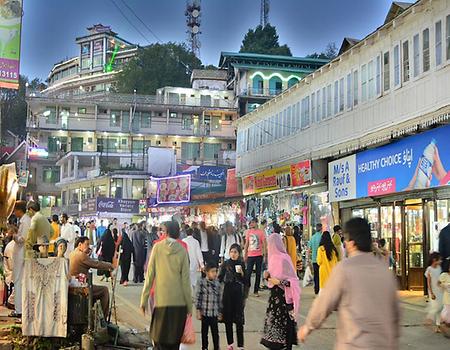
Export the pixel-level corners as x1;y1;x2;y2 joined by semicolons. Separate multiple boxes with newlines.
131;222;146;283
11;201;31;318
25;201;53;258
243;218;266;297
219;221;242;262
332;225;344;261
299;218;400;349
60;213;76;258
308;223;323;295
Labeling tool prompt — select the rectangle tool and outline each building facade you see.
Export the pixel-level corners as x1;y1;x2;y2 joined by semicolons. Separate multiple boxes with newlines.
236;0;450;290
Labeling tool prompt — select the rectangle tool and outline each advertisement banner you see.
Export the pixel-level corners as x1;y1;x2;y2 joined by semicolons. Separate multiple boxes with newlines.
328;124;450;202
179;165;227;201
156;174;191;204
96;197;139;214
81;198;96;213
243;160;311;196
17;169;28;187
0;0;22;89
328;155;357;202
225;168;242;197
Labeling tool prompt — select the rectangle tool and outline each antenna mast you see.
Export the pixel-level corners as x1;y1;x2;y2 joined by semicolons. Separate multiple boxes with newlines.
185;0;201;58
260;0;269;27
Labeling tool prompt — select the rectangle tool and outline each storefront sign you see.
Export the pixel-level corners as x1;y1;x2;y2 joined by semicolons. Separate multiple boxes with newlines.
243;160;311;196
0;0;22;89
17;170;28;187
155;174;191;204
96;197;139;214
329;124;450;202
178;165;227;200
225;168;242;197
28;148;48;159
81;198;96;213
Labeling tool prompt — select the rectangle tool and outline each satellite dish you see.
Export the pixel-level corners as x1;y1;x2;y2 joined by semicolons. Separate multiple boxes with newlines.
192;25;199;34
192;9;199;18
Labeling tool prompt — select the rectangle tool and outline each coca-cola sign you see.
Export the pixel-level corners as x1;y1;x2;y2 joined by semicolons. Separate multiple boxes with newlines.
96;197;139;214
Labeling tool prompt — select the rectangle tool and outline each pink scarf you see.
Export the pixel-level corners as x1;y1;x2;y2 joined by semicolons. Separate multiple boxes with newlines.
267;233;301;315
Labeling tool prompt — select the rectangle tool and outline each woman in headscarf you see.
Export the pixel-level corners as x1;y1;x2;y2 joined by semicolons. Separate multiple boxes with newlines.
283;226;297;269
261;234;301;350
119;226;134;286
97;225;117;281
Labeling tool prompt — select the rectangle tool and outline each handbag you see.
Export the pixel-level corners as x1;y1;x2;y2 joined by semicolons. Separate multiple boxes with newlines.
180;314;196;345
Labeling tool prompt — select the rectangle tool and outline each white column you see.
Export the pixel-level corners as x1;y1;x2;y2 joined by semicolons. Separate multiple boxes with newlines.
60;162;65;180
74;156;79;179
68;158;72;178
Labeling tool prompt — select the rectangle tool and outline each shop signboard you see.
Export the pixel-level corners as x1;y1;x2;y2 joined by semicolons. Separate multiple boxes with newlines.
0;0;22;89
329;124;450;202
328;155;357;202
96;197;139;214
242;160;311;196
225;168;242;197
155;174;191;204
81;198;96;213
17;170;28;187
178;165;227;200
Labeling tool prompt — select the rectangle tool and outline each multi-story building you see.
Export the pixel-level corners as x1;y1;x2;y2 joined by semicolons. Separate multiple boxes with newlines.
219;51;328;115
236;0;450;291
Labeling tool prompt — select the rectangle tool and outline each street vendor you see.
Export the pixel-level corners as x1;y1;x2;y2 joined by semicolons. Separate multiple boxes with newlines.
69;236;113;317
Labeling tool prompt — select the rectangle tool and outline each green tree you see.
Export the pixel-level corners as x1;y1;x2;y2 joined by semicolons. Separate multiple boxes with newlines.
240;24;292;56
306;42;338;60
116;42;202;94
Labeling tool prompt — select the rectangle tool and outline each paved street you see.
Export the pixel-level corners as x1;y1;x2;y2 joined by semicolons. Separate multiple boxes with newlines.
98;276;450;350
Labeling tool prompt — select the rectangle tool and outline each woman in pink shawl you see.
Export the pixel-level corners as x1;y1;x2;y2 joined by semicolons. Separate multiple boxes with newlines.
261;233;301;350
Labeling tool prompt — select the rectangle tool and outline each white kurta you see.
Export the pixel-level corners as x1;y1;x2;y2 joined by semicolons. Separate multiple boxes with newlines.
22;257;69;337
12;213;31;314
183;236;204;288
60;223;77;258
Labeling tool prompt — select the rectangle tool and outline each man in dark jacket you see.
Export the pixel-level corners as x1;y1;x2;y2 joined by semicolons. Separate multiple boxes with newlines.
131;222;147;283
439;219;450;272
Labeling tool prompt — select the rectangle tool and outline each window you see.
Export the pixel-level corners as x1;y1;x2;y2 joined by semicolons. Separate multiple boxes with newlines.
211;116;221;131
339;78;344;112
316;89;321;122
361;64;367;102
81;57;91;70
132;139;144;153
436;21;443;66
44;106;57;124
287;106;292;134
334;80;339;115
182;114;193;130
301;96;310;129
282;109;287;137
368;60;375;99
423;28;430;72
353;70;359;106
110;179;123;199
181;142;200;160
322;87;327;120
447;15;450;60
346;73;352;109
78;107;86;114
141;112;151;128
402;40;410;83
71;137;83;152
311;93;316;123
110;110;121;127
383;52;390;91
42;167;59;184
132;179;145;199
326;84;332;118
376;56;381;96
394;45;400;87
413;34;420;77
169;112;177;118
93;55;103;67
204;143;221;160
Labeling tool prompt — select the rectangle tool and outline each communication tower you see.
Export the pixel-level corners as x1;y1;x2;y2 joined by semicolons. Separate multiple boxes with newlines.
260;0;269;27
185;0;201;57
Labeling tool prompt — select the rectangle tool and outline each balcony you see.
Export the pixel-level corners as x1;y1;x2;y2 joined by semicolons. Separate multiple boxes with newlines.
240;87;284;98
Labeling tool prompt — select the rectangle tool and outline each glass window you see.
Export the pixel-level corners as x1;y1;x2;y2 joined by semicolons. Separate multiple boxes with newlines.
110;178;123;199
361;64;367;102
132;139;144;153
110;110;121;127
316;89;321;122
42;167;59;184
71;137;83;152
94;184;106;197
170;112;177;118
301;96;310;129
311;93;316;123
334;80;339;115
326;84;332;118
211;116;222;131
107;138;118;152
447;15;450;60
204;143;221;160
376;56;381;96
383;51;390;91
81;57;91;70
339;78;344;112
287;106;292;134
413;34;420;77
132;179;145;200
402;40;410;83
346;73;352;109
93;55;103;67
353;70;359;106
436;21;442;66
322;87;327;120
182;114;193;130
181;142;200;160
394;45;400;87
78;107;87;114
368;60;375;99
45;106;57;124
423;28;430;72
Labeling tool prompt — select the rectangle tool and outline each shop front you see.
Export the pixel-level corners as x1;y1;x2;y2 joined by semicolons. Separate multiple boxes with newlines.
329;124;450;291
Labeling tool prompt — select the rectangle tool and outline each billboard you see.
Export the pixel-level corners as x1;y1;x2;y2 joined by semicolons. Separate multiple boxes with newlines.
155;174;191;204
96;197;140;214
179;165;227;200
225;168;242;197
329;124;450;202
0;0;23;89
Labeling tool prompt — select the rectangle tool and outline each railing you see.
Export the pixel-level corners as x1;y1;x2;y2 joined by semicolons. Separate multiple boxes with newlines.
241;87;285;97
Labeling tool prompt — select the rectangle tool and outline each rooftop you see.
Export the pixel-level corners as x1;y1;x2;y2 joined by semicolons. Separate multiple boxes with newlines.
191;69;228;82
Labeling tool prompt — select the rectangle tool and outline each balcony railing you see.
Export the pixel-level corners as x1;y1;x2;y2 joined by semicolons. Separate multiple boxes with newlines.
241;87;284;97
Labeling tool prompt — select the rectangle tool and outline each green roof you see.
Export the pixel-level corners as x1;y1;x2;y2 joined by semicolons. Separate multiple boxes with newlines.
231;63;313;74
219;51;329;67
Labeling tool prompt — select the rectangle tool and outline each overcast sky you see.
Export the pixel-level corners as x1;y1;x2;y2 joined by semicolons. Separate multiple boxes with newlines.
21;0;395;80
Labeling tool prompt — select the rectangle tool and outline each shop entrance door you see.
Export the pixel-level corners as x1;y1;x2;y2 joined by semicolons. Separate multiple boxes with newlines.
404;201;425;290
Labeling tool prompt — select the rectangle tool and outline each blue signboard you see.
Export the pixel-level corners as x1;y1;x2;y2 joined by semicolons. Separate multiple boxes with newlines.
329;124;450;202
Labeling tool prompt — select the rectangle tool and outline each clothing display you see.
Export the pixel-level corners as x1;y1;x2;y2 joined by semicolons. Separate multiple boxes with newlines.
22;257;69;337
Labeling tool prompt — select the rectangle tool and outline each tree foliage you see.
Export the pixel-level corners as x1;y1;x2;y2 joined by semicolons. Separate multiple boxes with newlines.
306;42;338;60
240;24;292;56
116;42;202;95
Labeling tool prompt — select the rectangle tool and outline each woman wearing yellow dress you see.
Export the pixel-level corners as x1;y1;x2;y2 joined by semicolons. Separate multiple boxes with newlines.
317;231;339;290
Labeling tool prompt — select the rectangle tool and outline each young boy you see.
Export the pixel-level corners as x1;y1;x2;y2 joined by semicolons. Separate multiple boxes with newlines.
196;262;221;350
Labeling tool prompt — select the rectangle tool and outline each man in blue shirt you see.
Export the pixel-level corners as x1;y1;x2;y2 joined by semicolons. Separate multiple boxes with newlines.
308;223;323;295
96;219;106;242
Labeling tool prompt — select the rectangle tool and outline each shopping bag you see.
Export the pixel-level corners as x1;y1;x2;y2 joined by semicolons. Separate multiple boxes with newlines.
302;265;313;288
181;314;196;344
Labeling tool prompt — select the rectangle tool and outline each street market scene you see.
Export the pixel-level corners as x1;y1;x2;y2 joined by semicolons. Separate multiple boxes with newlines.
0;0;450;349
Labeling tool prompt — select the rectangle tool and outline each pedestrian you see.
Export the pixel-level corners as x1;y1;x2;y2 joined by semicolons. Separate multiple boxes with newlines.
261;234;300;350
332;225;343;261
424;252;443;332
10;200;31;318
140;220;191;350
298;218;400;349
196;262;221;350
85;221;97;248
48;214;60;256
97;226;116;281
439;218;450;273
120;226;134;286
25;201;53;258
219;243;247;350
317;231;338;290
283;226;297;269
97;219;106;243
183;227;204;293
220;221;242;263
308;223;323;295
243;218;267;297
131;222;147;283
60;213;76;258
293;225;302;250
73;220;81;237
194;221;212;263
144;225;159;272
439;261;450;333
